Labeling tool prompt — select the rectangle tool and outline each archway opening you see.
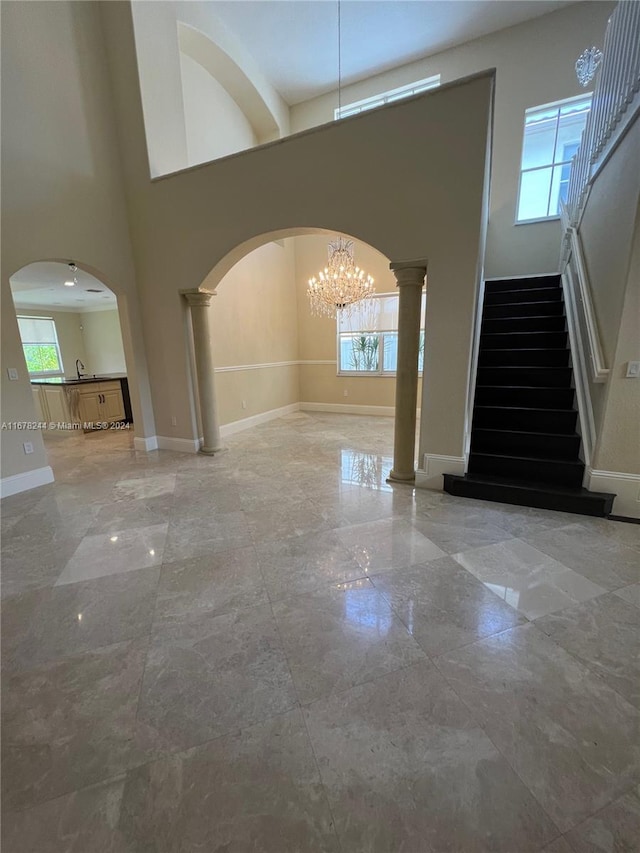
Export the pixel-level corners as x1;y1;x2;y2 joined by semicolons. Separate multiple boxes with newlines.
186;228;425;489
9;261;134;452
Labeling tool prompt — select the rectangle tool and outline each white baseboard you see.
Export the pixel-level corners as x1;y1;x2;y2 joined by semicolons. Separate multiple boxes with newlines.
301;402;420;418
1;465;55;498
156;435;201;453
415;454;466;491
587;468;640;519
133;435;158;452
220;403;300;437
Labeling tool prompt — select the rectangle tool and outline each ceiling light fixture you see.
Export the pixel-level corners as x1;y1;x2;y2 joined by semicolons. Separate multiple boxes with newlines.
64;262;78;287
308;238;374;319
306;3;374;320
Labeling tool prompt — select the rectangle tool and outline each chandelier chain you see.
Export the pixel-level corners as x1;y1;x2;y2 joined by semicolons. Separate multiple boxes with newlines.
338;0;341;113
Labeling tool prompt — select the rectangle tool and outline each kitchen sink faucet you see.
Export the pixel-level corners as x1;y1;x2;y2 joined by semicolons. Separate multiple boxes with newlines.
76;359;86;380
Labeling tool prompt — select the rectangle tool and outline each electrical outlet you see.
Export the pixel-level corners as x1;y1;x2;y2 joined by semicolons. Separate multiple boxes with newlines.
242;400;247;410
23;441;34;455
7;367;18;381
171;416;177;427
626;361;640;378
343;389;348;397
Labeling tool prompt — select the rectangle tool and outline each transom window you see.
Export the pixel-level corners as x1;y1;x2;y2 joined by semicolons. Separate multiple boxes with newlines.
337;293;426;375
17;316;64;376
516;95;592;223
335;75;440;120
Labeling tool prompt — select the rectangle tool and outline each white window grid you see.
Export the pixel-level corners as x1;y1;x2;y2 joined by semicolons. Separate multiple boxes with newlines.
335;75;441;120
516;94;592;223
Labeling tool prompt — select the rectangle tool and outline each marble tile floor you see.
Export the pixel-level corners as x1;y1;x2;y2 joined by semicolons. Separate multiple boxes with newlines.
1;412;639;852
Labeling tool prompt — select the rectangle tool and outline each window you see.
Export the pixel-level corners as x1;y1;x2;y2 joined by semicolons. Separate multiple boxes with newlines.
337;293;426;375
335;75;440;120
516;95;591;223
17;316;64;376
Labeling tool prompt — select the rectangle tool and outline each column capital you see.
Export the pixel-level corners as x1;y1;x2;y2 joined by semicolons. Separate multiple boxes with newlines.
181;288;216;308
390;260;427;288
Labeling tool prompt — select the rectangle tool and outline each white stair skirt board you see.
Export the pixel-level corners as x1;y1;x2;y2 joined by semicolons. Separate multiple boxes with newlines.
587;469;640;520
1;465;55;498
415;454;466;491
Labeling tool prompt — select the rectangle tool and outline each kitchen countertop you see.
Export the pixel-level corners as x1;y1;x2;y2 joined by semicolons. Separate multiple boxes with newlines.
31;374;127;386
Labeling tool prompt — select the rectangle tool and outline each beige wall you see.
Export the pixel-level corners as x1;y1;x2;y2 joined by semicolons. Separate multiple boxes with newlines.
1;0;156;487
292;2;614;279
180;51;256;166
205;239;300;426
80;310;127;376
102;0;492;464
591;197;640;476
11;307;88;380
295;234;401;411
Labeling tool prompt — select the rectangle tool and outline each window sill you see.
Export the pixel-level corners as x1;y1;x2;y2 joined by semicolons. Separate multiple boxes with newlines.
514;216;561;226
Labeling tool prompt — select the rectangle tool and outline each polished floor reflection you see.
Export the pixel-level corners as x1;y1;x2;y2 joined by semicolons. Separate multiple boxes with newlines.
2;413;639;851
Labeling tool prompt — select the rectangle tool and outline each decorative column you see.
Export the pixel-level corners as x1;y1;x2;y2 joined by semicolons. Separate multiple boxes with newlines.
181;288;224;455
388;261;426;483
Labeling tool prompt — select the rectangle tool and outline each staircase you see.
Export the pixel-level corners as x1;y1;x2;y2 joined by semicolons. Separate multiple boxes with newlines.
444;275;615;517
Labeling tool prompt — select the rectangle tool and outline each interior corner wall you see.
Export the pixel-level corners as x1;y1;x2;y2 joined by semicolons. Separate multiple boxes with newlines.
592;198;640;478
291;1;614;279
203;239;300;426
80;310;127;376
101;0;492;468
295;234;414;411
0;0;157;491
179;51;256;167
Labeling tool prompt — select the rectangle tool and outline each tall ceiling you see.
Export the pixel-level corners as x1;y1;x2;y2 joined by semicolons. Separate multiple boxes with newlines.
210;0;577;104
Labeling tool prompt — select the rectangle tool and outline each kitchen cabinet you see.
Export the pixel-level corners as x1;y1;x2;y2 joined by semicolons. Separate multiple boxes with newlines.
77;381;125;425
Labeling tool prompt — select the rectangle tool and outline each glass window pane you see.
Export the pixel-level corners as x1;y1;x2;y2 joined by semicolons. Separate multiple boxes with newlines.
554;107;589;163
518;168;553;221
522;108;558;169
418;331;425;373
383;333;398;372
340;334;379;372
548;164;568;217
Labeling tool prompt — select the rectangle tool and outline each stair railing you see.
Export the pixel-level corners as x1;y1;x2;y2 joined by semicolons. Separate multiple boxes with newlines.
564;1;640;228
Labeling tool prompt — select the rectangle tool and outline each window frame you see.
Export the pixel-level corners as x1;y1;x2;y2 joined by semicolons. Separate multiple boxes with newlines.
336;292;425;377
515;94;592;225
334;75;440;121
17;315;65;377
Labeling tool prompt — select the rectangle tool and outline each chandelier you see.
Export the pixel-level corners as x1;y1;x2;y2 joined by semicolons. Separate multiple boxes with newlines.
307;238;375;319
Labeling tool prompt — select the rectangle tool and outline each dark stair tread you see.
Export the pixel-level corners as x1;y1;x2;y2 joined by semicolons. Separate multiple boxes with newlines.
443;473;615;518
472;428;580;439
484;300;564;310
473;405;577;414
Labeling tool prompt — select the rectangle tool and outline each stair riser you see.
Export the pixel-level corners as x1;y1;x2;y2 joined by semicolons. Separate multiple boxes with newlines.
484;277;561;293
473;408;577;433
443;475;613;517
479;349;570;367
485;288;561;305
482;316;566;333
481;331;567;349
474;387;575;409
468;454;584;488
482;316;566;335
477;367;573;387
483;301;564;319
471;431;581;460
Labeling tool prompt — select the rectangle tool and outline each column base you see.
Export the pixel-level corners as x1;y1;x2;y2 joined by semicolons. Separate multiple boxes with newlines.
387;469;416;485
199;445;226;456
